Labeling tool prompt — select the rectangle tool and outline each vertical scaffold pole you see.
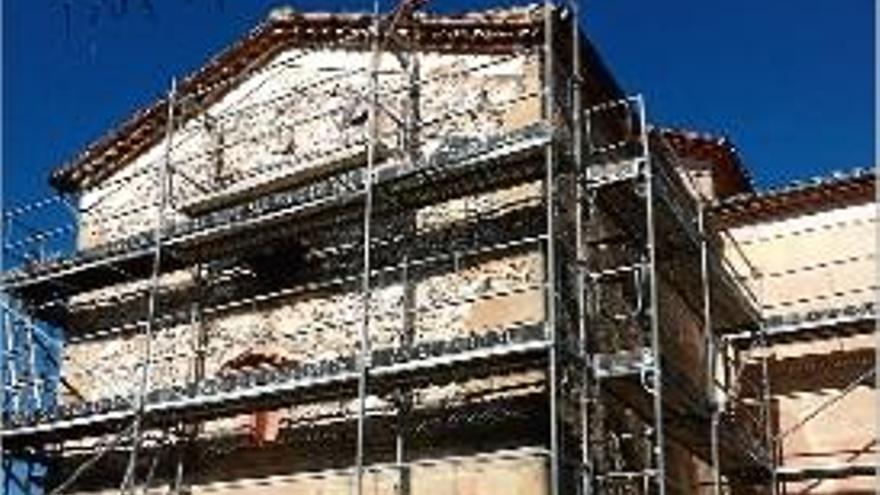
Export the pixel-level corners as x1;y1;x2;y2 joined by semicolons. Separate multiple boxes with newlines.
0;0;7;470
640;95;667;495
569;0;591;493
759;304;777;495
122;76;176;494
396;254;413;495
751;256;777;494
700;206;723;495
26;318;40;414
0;218;5;495
0;299;6;495
542;2;561;495
6;317;19;419
356;4;380;494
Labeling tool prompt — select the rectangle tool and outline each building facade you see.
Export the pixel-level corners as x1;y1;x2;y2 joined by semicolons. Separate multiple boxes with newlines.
0;4;874;495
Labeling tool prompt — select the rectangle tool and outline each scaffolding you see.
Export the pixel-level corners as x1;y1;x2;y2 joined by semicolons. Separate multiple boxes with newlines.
0;2;778;494
573;96;776;493
717;172;878;490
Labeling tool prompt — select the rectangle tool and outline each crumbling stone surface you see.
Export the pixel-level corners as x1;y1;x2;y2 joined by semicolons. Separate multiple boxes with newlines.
76;48;541;250
63;180;545;410
56;33;670;494
64;39;545;415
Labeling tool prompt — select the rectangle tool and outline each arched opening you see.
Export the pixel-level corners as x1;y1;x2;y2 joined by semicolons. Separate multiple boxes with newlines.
219;348;293;446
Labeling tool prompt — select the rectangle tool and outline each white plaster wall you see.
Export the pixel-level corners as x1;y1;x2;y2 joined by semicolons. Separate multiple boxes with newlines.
725;202;877;316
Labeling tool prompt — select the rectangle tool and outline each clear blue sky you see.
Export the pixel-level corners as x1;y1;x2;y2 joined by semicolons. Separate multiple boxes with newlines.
2;0;875;206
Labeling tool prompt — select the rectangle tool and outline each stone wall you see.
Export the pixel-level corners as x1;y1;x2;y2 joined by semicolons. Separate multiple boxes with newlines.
56;36;740;495
62;180;545;401
63;36;545;413
76;47;541;250
61;175;549;488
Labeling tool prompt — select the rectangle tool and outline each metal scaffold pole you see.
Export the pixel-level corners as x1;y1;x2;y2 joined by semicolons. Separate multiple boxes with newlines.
121;76;177;495
0;7;807;494
542;2;561;495
1;190;5;494
570;0;592;492
355;4;381;494
26;322;40;415
749;250;777;494
5;315;19;421
760;312;778;495
700;204;723;495
641;95;667;495
759;268;779;495
0;298;6;495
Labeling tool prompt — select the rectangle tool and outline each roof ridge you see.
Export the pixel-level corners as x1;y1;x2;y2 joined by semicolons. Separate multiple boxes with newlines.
653;125;755;196
719;166;875;206
49;4;562;192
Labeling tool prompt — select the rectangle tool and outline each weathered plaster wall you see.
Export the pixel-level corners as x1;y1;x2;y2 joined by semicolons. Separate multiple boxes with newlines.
69;448;549;495
60;37;734;495
63;172;550;493
63;181;545;402
726;202;876;317
770;332;876;493
725;201;877;493
64;39;545;408
77;47;541;249
188;453;547;495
